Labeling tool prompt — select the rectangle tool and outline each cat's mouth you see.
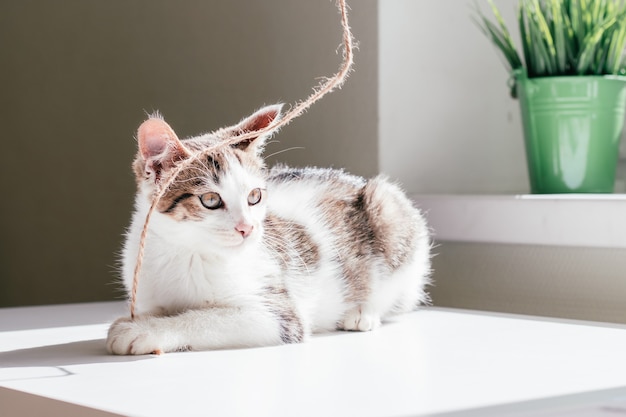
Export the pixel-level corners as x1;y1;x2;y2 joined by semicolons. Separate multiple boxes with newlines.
220;232;256;248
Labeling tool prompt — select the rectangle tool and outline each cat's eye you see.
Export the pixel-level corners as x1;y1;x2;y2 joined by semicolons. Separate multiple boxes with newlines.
199;192;223;210
247;188;263;206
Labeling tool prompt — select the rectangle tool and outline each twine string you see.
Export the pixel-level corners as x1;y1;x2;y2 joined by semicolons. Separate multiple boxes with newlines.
130;0;354;319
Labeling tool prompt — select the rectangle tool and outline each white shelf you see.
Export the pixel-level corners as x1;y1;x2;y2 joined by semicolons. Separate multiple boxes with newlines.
413;194;626;248
2;302;626;416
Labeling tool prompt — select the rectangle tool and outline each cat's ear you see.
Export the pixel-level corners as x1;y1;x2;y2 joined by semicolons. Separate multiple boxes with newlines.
230;104;283;155
137;115;189;182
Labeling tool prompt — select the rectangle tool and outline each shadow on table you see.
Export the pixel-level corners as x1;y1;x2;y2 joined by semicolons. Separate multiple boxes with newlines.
0;339;152;381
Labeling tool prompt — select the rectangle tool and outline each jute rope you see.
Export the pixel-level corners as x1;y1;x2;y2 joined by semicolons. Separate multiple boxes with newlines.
130;0;355;319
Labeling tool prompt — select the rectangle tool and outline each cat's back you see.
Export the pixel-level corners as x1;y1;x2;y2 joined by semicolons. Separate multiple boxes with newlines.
267;165;365;196
266;165;368;216
265;164;427;259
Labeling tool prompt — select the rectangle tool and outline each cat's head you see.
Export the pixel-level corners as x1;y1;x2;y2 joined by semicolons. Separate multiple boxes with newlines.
132;104;283;250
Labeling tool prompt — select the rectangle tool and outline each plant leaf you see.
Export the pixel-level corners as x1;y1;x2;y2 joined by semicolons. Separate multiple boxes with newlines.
519;1;534;73
570;0;585;46
577;13;617;74
550;0;569;72
525;0;556;75
606;16;626;73
530;0;558;71
474;0;626;77
473;0;523;70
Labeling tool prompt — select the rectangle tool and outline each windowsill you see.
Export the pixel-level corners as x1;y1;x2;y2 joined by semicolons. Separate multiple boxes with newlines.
412;194;626;249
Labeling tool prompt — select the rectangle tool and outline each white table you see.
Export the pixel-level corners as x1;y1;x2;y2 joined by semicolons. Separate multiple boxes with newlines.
2;302;626;417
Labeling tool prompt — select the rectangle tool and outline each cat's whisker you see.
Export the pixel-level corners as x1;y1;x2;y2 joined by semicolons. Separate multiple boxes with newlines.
261;241;290;270
264;147;305;160
262;234;312;275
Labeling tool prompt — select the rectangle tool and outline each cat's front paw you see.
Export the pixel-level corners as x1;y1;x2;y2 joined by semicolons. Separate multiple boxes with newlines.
106;316;166;355
340;307;381;332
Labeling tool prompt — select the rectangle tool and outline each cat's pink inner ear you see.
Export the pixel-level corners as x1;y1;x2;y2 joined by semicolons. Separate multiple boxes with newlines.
137;118;186;160
239;104;283;134
232;104;283;154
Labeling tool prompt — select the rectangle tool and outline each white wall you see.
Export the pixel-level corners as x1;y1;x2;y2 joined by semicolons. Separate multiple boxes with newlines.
379;0;530;194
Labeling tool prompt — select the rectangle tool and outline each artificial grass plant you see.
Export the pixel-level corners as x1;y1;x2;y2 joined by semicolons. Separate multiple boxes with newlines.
474;0;626;96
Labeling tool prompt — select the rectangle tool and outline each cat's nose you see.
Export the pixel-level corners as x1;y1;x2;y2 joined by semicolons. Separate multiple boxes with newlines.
235;222;254;238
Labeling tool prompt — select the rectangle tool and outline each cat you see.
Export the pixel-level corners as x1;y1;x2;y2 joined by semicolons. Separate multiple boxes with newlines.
106;104;431;355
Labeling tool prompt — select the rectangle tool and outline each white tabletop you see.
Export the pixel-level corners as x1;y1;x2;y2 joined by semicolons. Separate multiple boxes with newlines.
1;302;626;417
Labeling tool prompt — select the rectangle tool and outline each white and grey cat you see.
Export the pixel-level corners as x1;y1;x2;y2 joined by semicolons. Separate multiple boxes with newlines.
107;105;431;355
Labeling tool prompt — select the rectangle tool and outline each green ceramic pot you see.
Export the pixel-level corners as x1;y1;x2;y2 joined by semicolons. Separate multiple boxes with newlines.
514;71;626;194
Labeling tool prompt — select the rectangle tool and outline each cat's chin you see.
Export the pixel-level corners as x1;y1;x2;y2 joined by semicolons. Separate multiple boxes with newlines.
221;240;246;249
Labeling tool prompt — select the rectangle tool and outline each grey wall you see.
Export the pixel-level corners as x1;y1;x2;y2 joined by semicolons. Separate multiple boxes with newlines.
430;241;626;324
0;1;377;307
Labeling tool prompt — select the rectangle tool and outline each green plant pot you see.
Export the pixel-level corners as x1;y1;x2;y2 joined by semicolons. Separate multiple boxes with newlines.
515;73;626;194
